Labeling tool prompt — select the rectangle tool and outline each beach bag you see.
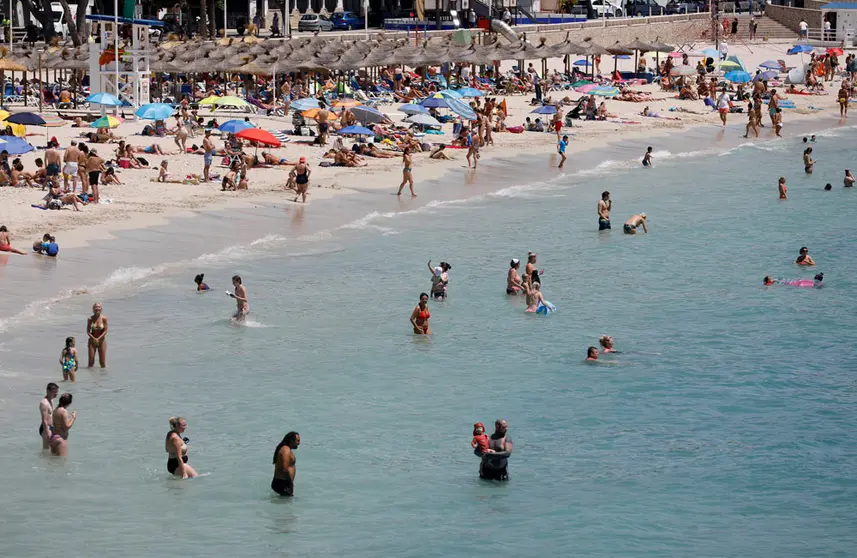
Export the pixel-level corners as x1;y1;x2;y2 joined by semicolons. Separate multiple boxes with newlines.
507;126;524;134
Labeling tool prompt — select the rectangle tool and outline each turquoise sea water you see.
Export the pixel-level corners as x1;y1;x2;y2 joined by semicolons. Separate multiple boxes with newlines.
1;122;856;557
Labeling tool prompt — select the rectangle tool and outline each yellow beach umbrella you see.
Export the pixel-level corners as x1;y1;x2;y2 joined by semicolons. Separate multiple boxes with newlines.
331;99;360;108
91;115;123;129
199;95;249;107
715;60;742;69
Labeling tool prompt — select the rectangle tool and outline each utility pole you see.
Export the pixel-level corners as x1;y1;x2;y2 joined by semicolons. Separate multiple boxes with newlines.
712;0;720;51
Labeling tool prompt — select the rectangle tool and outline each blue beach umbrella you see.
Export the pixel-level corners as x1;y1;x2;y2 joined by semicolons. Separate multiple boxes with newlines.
788;44;813;55
338;125;375;136
701;48;720;59
724;70;752;83
135;103;175;120
290;98;321;112
0;136;34;155
591;86;620;97
218;119;254;133
573;59;592;67
437;89;463;99
456;87;483;98
399;104;429;115
420;96;450;109
4;112;46;125
86;92;122;106
531;105;558;115
613;54;631;59
753;70;778;82
446;97;477;120
759;60;783;70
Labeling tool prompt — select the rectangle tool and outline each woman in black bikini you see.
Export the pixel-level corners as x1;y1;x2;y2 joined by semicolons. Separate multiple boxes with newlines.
86;302;108;368
166;417;198;479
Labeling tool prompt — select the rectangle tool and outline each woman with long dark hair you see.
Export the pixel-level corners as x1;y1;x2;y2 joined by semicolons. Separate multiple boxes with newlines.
272;431;300;496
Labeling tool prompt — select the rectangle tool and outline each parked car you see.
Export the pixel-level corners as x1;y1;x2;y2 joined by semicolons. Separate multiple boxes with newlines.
331;11;364;30
623;0;664;16
591;0;624;17
297;14;333;32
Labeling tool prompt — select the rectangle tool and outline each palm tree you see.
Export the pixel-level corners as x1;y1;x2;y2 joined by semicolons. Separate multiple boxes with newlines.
199;0;209;37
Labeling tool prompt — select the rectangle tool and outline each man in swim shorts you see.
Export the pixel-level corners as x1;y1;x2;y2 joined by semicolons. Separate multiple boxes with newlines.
480;419;513;481
39;382;59;449
272;431;300;496
598;191;611;230
202;130;215;182
45;141;61;190
623;213;648;234
62;141;80;193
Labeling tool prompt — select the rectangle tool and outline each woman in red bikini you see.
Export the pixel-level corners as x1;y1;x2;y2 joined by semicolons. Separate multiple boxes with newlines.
410;293;432;335
0;225;26;255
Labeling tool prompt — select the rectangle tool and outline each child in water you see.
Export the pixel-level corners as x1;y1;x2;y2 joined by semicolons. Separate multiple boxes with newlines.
60;337;78;382
194;273;210;292
471;422;493;455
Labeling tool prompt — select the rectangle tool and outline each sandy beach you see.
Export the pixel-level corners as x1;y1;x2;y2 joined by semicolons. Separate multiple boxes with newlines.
0;40;848;251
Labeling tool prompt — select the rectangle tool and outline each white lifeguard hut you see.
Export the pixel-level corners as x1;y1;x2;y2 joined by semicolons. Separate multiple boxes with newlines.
86;14;163;109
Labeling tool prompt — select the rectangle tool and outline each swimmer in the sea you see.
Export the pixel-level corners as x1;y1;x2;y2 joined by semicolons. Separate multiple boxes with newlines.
599;335;617;353
50;393;76;456
410;293;432;335
597;191;611;231
194;273;210;291
795;246;815;266
525;252;543;286
59;337;78;382
824;183;832;191
623;213;647;234
803;147;816;174
642;146;653;167
272;431;300;496
521;280;547;312
506;259;523;295
166;416;198;479
428;260;451;300
229;275;249;320
778;176;788;200
39;382;59;450
586;347;599;361
845;170;855;188
86;302;108;368
763;276;777;286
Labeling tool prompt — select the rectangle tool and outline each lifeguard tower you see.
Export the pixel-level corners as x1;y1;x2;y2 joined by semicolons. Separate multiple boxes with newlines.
86;14;163;109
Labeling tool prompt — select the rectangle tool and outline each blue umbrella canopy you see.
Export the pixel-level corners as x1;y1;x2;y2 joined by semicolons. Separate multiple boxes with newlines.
218;119;255;133
613;54;631;59
530;105;558;115
724;70;752;83
753;70;778;82
573;59;592;66
701;48;720;58
399;104;429;115
787;44;813;54
86;92;123;106
290;98;321;112
446;97;477;120
135;103;175;120
420;96;450;109
338;125;375;136
0;136;34;155
5;112;46;125
759;60;783;70
437;89;463;99
456;87;483;98
591;86;620;97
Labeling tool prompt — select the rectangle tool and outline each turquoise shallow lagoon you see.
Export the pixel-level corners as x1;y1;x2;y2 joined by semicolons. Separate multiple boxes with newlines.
1;123;856;557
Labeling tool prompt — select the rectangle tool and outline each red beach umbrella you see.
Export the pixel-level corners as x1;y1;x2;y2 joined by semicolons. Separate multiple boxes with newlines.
235;128;281;147
826;47;844;56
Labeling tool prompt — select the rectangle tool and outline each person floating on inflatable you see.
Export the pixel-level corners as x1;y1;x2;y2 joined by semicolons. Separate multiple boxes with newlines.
763;273;823;288
522;280;555;314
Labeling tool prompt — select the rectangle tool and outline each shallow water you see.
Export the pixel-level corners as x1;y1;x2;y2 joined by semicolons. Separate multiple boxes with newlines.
1;122;856;557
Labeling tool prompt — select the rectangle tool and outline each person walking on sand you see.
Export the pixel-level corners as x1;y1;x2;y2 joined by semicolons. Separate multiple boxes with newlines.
717;88;730;127
272;431;300;496
778;176;788;199
39;382;59;450
598;191;612;230
62;141;80;193
293;157;310;203
744;101;759;138
838;83;849;117
768;89;780;127
86;302;108;368
466;130;480;169
557;135;568;169
0;225;27;255
45;140;61;190
774;108;783;137
202;129;215;182
174;116;189;153
397;147;416;197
